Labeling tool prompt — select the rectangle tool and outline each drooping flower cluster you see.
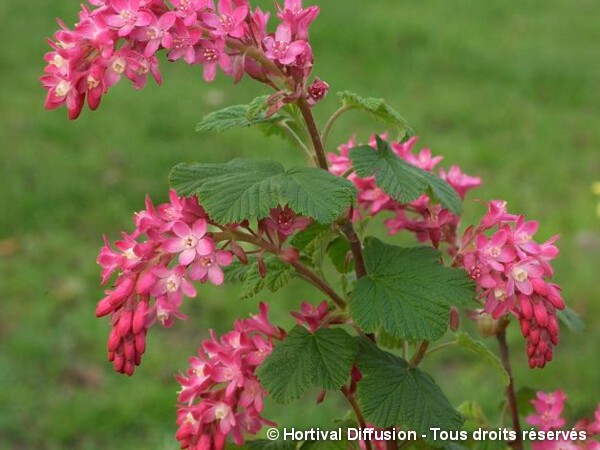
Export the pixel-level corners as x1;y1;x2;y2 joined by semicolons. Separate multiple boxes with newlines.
175;303;284;450
41;0;324;119
97;190;234;375
328;134;482;249
458;201;565;368
526;390;600;450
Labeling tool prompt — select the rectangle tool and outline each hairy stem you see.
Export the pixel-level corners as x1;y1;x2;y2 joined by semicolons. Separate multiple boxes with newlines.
321;105;352;148
296;97;330;170
497;330;523;450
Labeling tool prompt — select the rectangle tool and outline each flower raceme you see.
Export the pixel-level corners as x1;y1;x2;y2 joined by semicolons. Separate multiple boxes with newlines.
96;190;235;375
526;390;600;450
175;303;284;450
41;0;323;120
328;134;482;250
457;202;565;368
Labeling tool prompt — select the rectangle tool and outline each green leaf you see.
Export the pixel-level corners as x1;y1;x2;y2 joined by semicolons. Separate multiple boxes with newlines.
454;332;509;386
225;257;295;300
246;95;271;121
291;223;338;268
196;99;278;133
350;136;462;215
350;238;474;341
356;338;463;443
327;237;354;274
557;307;585;333
170;159;356;224
257;326;358;404
338;91;412;139
376;330;405;350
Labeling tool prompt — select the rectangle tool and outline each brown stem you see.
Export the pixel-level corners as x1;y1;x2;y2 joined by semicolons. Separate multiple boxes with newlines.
497;330;523;450
290;260;347;310
341;219;367;279
296;97;330;170
341;386;371;450
409;341;430;367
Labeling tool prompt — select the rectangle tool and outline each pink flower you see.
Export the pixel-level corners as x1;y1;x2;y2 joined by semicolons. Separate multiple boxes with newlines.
102;0;153;37
149;266;197;304
277;0;320;41
189;249;233;285
440;165;482;198
194;38;232;82
261;205;311;240
163;219;214;265
476;228;516;271
201;0;249;38
263;23;308;65
131;11;176;57
291;301;329;332
166;19;201;64
507;259;544;296
328;136;355;176
41;73;85;120
526;390;567;432
170;0;208;26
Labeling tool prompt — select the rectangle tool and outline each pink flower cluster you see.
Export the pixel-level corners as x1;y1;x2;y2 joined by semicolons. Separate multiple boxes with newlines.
97;190;233;375
526;390;600;450
41;0;323;119
175;303;284;450
328;135;482;249
458;201;565;368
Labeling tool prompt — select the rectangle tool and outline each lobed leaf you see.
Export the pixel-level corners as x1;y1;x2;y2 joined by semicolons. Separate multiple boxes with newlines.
170;159;356;224
257;326;358;404
196;99;279;133
350;136;462;215
350;238;474;341
338;91;412;139
356;338;464;443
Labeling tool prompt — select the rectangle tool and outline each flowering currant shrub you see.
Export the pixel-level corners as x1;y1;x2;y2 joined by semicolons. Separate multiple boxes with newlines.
42;1;597;449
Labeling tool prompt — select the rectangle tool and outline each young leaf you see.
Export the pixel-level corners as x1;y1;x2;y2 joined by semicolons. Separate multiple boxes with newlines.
170;159;356;224
350;136;462;215
454;332;509;386
246;95;272;121
350;238;474;341
224;258;295;300
196;99;279;133
338;91;412;139
356;338;464;442
257;326;358;404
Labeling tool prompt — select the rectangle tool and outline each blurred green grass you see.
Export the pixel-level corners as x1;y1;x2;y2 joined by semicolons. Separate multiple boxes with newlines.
1;0;600;449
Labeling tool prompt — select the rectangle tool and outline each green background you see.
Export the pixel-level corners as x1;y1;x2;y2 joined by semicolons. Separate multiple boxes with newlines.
1;1;599;449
